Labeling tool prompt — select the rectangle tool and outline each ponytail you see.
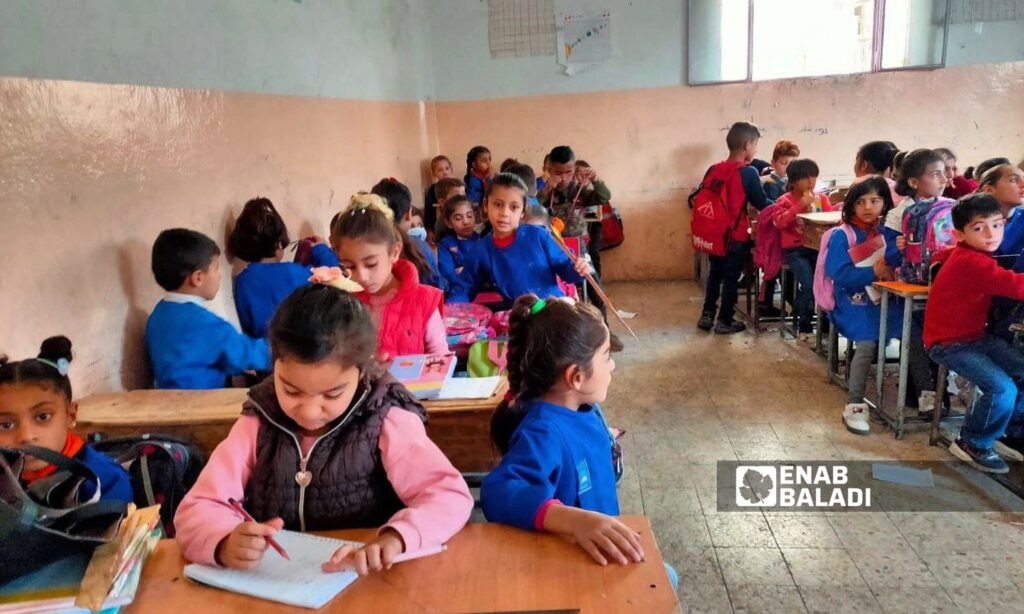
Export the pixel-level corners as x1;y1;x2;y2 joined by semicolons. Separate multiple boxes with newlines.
0;335;75;402
490;294;607;454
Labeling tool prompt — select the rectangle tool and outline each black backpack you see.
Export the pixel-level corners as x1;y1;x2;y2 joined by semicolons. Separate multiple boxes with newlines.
90;434;205;537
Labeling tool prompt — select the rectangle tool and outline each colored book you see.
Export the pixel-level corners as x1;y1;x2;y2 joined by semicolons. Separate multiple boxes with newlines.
388;353;456;400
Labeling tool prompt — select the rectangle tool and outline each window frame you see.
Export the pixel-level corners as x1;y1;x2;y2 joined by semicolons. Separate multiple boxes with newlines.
686;0;952;86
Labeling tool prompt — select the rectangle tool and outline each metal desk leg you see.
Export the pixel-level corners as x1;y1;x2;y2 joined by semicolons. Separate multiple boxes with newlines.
876;289;889;412
815;307;825;355
895;297;914;439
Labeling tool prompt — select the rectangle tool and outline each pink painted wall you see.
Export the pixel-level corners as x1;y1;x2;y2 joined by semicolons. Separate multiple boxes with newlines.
433;62;1024;282
2;62;1023;395
0;76;436;396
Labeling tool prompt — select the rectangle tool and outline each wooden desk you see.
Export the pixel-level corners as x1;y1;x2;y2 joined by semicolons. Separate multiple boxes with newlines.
124;516;676;613
76;380;507;474
872;281;930;439
797;211;842;251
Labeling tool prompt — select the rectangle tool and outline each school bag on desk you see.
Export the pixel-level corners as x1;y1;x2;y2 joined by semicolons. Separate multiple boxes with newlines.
0;446;128;584
90;434;204;537
899;198;955;284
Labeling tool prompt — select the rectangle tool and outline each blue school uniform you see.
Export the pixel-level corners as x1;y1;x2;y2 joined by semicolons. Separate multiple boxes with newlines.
454;224;583;305
437;233;480;300
234;262;311;338
76;445;133;503
466;175;487;206
481;400;618;530
996;208;1024;257
825;226;903;342
145;294;271;389
411;234;443;290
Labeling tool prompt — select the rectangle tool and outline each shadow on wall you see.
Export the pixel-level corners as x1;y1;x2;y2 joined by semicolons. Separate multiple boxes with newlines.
117;241;152;390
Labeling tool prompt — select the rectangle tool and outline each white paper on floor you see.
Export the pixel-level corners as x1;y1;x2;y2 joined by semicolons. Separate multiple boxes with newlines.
616;309;637;319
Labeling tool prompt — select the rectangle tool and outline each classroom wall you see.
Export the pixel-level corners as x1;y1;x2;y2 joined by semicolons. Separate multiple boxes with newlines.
0;76;437;397
0;0;435;101
433;61;1024;282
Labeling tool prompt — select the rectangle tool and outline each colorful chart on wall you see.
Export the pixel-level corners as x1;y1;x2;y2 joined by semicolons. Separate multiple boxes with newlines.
555;0;612;75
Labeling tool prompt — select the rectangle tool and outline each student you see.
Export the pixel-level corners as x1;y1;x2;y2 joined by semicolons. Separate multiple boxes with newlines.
981;164;1024;256
331;193;447;360
436;195;480;301
455;173;589;302
423;155;454;240
772;158;832;337
480;295;677;591
499;157;520;173
536;153;551;193
933;147;974;199
431;177;467;239
537;148;612;315
507;162;540;206
925;194;1024;473
145;229;271;389
696;122;768;334
464;145;493;206
852;142;901;209
762;140;800;203
893;149;952;283
229;197;333;339
0;336;132;503
174;284;472;572
825;178;903;435
965;157;1012;187
370;178;442;290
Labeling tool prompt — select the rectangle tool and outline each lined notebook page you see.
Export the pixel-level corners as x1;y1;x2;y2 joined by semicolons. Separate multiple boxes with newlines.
184;531;363;609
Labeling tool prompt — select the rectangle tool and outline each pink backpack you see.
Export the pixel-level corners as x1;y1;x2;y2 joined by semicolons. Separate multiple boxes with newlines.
812;224;857;311
899;197;955;284
753;204;783;300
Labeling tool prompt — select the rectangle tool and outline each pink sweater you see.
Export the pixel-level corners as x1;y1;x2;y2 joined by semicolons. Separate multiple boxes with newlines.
174;410;473;566
774;192;835;250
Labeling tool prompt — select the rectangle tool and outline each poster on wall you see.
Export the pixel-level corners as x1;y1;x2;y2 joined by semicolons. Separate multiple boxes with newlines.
555;0;613;75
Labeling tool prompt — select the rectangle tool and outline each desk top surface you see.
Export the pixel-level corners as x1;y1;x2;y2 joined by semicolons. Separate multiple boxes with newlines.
124;515;676;613
873;281;930;297
78;378;508;427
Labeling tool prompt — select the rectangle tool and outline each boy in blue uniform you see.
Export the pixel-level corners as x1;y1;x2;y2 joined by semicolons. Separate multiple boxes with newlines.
145;228;271;389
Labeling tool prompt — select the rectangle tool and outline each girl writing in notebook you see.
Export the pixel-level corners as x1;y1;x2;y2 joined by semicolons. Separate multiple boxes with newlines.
174;284;473;575
479;295;678;591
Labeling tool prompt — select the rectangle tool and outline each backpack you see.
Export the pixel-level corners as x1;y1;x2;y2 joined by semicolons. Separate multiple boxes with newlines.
600;203;624;250
443;302;494;352
90;434;205;538
813;224;858;311
0;446;128;584
467;340;508;378
690;162;745;257
900;198;955;284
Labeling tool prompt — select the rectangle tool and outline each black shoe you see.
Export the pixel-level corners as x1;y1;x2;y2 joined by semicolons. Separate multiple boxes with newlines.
798;321;814;335
758;304;782;317
609;333;625;353
697;312;714;331
949;438;1009;473
714;321;747;335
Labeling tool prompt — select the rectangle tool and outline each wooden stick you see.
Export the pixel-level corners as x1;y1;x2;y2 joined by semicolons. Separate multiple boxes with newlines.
550;231;640;344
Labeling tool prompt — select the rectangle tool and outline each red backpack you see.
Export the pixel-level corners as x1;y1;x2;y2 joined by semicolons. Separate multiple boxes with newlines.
599;203;624;250
690;161;745;257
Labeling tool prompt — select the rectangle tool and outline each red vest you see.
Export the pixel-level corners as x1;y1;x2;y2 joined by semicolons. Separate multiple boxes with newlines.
358;259;443;359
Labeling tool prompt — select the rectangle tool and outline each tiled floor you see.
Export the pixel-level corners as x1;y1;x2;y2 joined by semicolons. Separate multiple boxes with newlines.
603;281;1024;613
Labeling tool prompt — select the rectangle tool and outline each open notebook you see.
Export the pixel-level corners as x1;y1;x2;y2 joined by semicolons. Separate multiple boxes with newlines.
184;531;362;609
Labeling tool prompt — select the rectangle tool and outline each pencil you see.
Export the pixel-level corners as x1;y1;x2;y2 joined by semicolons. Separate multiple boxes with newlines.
227;497;291;561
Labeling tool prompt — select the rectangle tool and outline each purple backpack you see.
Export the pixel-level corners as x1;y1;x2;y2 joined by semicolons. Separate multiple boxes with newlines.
899;197;955;284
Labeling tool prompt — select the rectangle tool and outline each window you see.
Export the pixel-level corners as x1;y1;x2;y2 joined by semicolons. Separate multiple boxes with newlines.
688;0;952;84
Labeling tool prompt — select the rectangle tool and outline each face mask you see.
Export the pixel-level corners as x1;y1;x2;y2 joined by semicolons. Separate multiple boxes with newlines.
408;227;427;241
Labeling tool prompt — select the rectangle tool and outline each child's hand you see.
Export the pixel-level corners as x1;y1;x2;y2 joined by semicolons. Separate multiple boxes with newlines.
559;509;644;566
761;174;775;185
322;529;405;576
896;236;906;251
800;192;815;210
573;257;591;277
873;259;892;281
215;517;285;570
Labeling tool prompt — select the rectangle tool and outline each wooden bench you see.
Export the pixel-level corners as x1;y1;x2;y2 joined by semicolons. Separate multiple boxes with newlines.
76;380;507;474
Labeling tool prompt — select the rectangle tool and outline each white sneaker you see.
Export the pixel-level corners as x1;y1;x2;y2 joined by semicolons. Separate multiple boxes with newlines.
918;390;936;414
843;403;870;436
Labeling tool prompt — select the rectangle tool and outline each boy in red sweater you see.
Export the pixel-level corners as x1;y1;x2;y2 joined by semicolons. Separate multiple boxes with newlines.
925;194;1024;474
